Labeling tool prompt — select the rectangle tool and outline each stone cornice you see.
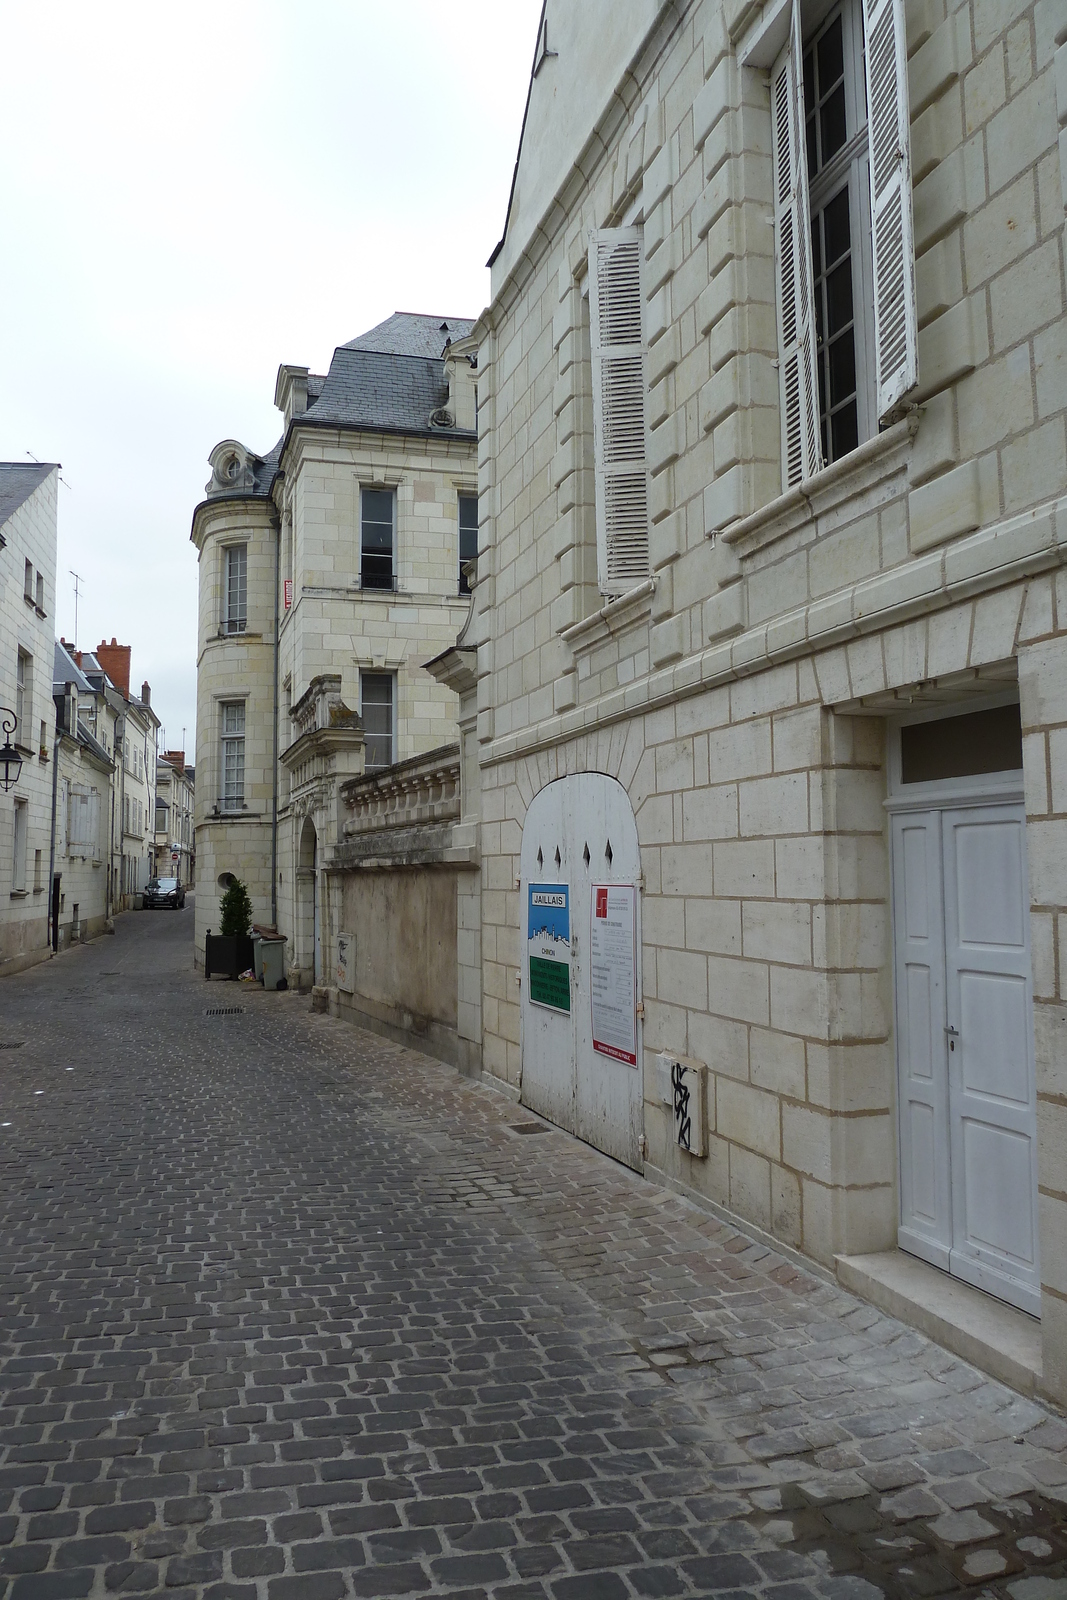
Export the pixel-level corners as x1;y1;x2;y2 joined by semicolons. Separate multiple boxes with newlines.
481;493;1067;768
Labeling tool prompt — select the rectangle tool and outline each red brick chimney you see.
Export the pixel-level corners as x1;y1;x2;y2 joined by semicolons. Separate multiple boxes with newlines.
163;749;185;771
96;638;131;699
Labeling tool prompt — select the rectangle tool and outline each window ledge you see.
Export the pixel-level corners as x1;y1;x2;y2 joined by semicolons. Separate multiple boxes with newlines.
560;577;657;654
720;415;919;558
9;890;29;899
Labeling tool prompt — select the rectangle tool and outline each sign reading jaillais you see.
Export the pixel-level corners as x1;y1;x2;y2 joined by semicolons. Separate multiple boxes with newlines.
527;884;571;1013
590;883;637;1066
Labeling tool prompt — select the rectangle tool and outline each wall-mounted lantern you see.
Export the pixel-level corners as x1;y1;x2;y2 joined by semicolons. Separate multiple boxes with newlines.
0;709;23;791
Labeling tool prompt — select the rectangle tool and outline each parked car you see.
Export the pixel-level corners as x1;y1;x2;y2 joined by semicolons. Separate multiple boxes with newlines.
143;877;186;909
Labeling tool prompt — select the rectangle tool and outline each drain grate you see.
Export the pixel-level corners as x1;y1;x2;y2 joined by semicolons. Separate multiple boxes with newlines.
509;1121;550;1135
205;1007;244;1017
0;1042;24;1051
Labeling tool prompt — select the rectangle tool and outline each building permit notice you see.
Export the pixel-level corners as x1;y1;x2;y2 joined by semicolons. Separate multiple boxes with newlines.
527;884;571;1013
590;883;637;1066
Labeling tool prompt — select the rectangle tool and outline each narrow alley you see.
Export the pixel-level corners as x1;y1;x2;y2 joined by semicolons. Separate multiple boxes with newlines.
1;909;1066;1600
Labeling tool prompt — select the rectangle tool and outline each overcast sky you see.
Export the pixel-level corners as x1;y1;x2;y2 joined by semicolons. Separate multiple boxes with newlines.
0;1;540;757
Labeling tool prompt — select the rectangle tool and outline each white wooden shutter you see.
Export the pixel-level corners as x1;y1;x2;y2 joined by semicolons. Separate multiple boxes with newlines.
589;227;651;594
58;779;68;856
865;0;918;419
89;789;101;857
771;6;822;487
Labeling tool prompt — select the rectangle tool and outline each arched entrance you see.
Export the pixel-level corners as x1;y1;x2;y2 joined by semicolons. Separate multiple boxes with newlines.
297;816;319;985
519;773;643;1170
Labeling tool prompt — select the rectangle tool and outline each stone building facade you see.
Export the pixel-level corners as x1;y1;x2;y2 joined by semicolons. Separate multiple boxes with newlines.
0;464;58;974
471;0;1067;1400
52;640;115;947
191;313;479;1001
154;751;194;885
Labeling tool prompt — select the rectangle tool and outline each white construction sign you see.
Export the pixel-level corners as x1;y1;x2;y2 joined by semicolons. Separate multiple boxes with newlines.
589;883;637;1066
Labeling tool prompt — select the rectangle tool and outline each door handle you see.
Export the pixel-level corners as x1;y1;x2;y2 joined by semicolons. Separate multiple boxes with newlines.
945;1025;959;1052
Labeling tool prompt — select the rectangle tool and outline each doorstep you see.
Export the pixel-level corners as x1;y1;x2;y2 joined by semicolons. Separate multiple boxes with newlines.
835;1248;1042;1397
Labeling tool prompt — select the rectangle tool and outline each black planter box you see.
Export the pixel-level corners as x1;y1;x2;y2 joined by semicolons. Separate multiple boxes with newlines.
205;931;255;980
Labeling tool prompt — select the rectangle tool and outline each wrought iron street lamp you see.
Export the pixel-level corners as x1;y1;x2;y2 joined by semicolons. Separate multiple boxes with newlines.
0;708;23;792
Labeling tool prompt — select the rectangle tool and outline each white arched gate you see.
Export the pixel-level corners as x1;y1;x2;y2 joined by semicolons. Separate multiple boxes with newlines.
519;773;643;1170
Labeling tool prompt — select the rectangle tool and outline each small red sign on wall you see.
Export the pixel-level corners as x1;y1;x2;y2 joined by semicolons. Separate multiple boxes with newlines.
595;886;608;919
284;578;293;610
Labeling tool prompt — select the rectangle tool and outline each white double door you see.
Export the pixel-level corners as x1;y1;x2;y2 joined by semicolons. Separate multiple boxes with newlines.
519;774;643;1171
893;801;1040;1314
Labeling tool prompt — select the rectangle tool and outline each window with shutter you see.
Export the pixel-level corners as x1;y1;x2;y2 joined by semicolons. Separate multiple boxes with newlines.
588;227;651;595
864;0;918;418
772;8;822;488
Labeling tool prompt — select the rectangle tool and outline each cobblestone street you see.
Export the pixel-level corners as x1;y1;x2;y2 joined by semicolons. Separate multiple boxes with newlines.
2;907;1067;1600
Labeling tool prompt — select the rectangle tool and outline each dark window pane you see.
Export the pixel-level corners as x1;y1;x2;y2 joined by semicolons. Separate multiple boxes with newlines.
810;216;822;278
361;553;394;590
826;260;854;336
362;523;391;552
901;705;1023;784
806;117;818;176
817;16;844;95
830;400;859;458
820;84;847;162
803;45;815;115
824;187;851;264
828;330;856;400
458;495;478;534
362;489;394;525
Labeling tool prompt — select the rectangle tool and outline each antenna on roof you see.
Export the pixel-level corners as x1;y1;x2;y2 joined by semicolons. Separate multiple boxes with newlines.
70;571;83;649
26;450;40;462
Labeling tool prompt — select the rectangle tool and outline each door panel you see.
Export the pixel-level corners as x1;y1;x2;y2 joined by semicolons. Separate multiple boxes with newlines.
892;811;951;1267
519;774;643;1171
518;782;574;1131
942;805;1039;1313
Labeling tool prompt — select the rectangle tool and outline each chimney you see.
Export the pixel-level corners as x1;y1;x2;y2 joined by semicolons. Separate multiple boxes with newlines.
95;638;131;698
164;749;185;770
141;680;151;707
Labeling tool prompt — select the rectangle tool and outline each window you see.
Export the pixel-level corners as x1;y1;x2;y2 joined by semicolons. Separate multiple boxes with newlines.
35;572;44;612
224;544;248;634
588;228;651;594
12;799;28;892
23;560;33;601
15;650;30;735
33;850;42;893
360;673;394;770
458;495;478;595
220;701;246;809
770;0;916;486
361;489;395;590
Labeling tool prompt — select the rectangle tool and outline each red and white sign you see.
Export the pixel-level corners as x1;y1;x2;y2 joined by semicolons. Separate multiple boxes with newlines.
590;883;638;1066
284;578;293;610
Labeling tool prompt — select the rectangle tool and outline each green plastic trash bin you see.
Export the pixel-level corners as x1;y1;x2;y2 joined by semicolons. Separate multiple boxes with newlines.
260;935;288;991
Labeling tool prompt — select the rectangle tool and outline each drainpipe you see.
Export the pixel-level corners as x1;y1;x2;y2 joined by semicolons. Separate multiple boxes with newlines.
46;711;62;954
270;507;281;928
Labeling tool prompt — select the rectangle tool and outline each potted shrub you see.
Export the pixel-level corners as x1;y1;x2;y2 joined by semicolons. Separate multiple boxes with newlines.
205;877;255;980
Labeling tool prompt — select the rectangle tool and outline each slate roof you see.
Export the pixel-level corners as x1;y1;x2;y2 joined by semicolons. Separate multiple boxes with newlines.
342;312;475;359
252;440;282;495
53;641;93;695
301;348;473;439
0;463;56;529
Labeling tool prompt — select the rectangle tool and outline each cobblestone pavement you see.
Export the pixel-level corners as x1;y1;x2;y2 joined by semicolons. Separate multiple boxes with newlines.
1;908;1066;1600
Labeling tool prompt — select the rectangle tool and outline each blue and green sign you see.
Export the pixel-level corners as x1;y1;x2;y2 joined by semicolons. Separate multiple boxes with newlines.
527;883;570;1013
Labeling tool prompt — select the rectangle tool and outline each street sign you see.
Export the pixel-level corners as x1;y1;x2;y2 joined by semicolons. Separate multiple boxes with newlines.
171;850;179;861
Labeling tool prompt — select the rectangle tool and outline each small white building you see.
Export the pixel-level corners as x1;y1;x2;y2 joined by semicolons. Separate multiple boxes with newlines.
154;751;194;885
52;640;115;946
0;463;59;975
74;642;159;911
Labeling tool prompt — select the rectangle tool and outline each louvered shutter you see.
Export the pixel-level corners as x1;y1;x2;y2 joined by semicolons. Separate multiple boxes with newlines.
589;227;651;594
864;0;918;419
58;780;68;856
89;789;101;856
771;6;822;488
